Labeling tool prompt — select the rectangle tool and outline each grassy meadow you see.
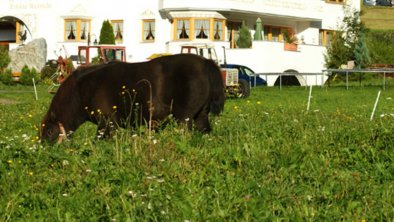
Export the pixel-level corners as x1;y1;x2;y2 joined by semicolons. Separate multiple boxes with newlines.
361;5;394;30
0;81;393;221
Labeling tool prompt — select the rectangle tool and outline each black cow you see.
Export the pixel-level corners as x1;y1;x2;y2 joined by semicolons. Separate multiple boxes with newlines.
40;54;225;143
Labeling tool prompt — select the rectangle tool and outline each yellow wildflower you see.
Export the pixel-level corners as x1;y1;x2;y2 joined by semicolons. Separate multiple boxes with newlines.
113;105;117;109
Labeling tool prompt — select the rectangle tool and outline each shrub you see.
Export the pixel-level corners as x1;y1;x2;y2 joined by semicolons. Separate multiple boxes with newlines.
99;20;115;45
40;65;57;80
0;68;15;85
366;30;394;64
0;46;10;72
324;31;351;69
236;21;252;48
19;65;40;85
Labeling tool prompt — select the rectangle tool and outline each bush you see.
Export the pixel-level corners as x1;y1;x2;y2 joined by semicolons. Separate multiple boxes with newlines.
0;68;15;85
236;21;252;48
99;20;115;45
19;65;40;85
366;30;394;64
0;46;10;72
40;65;57;80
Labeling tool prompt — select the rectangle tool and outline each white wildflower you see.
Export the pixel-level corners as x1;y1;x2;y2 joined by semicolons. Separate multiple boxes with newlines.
128;190;137;198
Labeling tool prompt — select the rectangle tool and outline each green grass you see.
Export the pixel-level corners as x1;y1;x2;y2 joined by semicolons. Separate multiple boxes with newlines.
361;5;394;30
0;81;393;221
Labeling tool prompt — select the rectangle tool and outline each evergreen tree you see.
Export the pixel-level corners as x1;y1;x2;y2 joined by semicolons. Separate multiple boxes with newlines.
236;21;252;48
99;20;115;45
354;32;370;69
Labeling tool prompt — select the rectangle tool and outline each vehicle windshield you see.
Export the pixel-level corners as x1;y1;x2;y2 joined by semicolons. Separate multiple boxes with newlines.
242;66;255;76
103;49;125;62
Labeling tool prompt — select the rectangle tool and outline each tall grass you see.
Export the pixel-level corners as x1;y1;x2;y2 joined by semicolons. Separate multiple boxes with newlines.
0;83;393;221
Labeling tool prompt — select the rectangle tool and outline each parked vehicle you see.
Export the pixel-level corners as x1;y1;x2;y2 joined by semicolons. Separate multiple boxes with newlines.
77;45;126;67
180;44;256;98
220;63;267;87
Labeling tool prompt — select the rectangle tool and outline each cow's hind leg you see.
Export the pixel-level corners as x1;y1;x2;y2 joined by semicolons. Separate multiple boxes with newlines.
193;104;211;133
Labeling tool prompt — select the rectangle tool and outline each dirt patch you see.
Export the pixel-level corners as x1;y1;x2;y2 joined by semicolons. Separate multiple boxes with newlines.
0;98;19;105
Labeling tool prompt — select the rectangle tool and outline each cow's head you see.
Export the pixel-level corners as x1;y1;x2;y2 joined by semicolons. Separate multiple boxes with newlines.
40;111;67;144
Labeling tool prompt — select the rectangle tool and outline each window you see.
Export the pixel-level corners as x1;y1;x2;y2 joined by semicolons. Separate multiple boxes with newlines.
213;19;224;41
319;29;334;46
174;18;225;41
195;19;210;39
64;19;91;41
326;0;345;3
176;19;190;40
227;21;241;48
264;26;293;42
112;20;124;43
143;19;155;42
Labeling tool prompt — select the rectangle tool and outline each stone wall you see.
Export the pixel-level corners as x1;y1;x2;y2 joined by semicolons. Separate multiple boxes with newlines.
8;38;47;73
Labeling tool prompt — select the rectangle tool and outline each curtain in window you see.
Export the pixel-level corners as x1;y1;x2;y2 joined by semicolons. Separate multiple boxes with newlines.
66;21;76;40
195;20;209;39
144;21;155;40
114;22;124;41
177;20;189;39
214;20;223;40
80;21;88;40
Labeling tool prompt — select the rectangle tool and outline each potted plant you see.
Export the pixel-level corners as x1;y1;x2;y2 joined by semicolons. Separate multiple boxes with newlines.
283;30;298;51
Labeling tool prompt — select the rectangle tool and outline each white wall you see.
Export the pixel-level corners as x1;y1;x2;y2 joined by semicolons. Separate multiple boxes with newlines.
224;41;327;86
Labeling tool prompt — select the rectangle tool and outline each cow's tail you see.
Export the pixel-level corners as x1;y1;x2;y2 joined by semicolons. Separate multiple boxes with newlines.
205;59;225;115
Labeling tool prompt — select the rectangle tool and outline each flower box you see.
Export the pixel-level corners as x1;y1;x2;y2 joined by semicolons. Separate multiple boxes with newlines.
284;43;298;51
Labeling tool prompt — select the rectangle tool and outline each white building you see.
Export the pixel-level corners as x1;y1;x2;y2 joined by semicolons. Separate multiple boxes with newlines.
0;0;360;86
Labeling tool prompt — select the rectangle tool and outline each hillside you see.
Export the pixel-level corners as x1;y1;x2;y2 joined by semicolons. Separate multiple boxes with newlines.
361;6;394;30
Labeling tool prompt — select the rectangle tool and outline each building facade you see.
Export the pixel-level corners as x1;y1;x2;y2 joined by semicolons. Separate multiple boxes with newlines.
0;0;360;86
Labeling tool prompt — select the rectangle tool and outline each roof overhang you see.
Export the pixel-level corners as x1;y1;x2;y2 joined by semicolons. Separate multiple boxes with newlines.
160;8;322;24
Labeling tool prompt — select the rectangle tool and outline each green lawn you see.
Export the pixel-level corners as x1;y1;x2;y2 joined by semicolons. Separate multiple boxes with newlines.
361;5;394;30
0;82;393;221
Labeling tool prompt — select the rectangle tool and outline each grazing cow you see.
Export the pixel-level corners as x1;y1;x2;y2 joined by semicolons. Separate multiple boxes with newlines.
40;54;225;143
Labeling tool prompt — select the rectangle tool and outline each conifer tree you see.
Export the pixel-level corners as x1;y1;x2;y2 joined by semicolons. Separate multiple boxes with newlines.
99;20;115;45
236;21;252;48
354;32;370;69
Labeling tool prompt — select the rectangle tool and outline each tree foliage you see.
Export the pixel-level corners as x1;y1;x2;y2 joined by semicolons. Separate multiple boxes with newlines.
366;30;394;64
19;65;40;85
0;46;10;72
354;32;371;69
236;21;252;48
99;20;115;45
324;31;351;69
324;5;370;69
